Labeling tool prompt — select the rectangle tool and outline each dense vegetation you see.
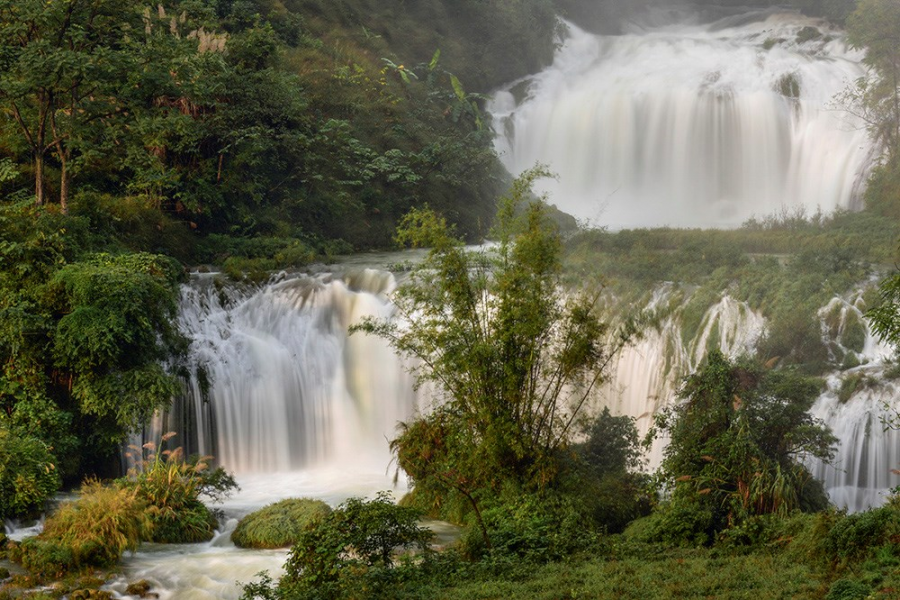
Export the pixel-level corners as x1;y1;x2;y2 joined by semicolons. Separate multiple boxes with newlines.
3;0;900;598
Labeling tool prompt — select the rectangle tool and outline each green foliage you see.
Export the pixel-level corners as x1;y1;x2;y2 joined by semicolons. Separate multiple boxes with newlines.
846;0;900;160
573;407;652;533
578;407;643;478
651;352;835;544
826;579;872;600
823;507;900;563
232;498;332;549
272;492;432;600
122;435;237;544
0;201;185;478
868;268;900;355
0;426;60;520
12;480;149;577
47;253;184;437
358;170;632;546
460;491;597;562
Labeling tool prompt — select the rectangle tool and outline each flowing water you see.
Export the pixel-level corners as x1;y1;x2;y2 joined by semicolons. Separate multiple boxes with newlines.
4;7;894;598
103;268;421;599
488;7;873;228
602;282;899;511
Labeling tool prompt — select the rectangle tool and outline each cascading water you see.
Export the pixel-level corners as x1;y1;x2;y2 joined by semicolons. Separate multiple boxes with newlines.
488;8;873;228
603;282;899;512
104;269;421;599
601;288;767;468
808;293;900;511
156;269;417;478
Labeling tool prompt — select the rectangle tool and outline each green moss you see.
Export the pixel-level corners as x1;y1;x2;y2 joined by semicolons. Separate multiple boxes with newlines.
146;501;218;544
777;72;801;99
797;26;823;43
884;362;900;380
232;498;332;549
841;312;867;354
841;351;861;370
680;289;721;349
838;373;866;403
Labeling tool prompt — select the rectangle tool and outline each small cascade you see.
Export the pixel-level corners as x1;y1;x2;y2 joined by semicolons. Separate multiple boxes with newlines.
488;10;872;228
150;270;418;476
808;291;900;511
602;288;766;468
601;283;900;511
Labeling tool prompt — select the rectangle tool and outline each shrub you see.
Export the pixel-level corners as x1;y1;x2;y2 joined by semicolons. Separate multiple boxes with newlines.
277;492;432;599
650;352;835;545
0;426;61;521
460;491;597;562
826;578;871;600
232;498;332;549
123;435;237;543
625;496;718;547
824;507;900;563
14;480;148;577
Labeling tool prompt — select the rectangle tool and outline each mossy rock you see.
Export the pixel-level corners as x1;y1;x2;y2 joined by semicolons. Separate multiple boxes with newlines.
126;579;158;598
232;498;331;549
147;500;218;544
69;590;113;600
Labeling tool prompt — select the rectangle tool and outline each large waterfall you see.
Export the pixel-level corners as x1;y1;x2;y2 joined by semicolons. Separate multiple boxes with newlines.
488;8;873;228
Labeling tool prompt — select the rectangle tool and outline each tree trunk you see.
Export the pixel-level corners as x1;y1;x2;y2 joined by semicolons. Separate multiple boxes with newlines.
58;150;69;215
34;151;44;206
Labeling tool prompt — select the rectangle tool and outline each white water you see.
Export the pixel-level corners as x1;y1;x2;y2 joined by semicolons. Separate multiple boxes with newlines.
808;292;900;510
105;269;419;599
602;288;767;468
603;282;900;511
489;8;873;228
155;269;416;475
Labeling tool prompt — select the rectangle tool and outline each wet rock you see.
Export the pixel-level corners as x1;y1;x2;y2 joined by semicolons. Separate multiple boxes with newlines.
126;579;159;598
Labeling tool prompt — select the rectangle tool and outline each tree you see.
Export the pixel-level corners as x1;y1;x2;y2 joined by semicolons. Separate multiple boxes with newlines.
0;202;185;477
353;168;635;544
652;351;835;543
845;0;900;161
0;0;142;211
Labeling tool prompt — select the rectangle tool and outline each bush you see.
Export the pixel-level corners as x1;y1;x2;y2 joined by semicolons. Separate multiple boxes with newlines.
0;427;61;521
13;480;148;577
123;435;237;543
624;496;718;547
826;578;872;600
460;491;597;562
275;492;432;599
824;507;900;563
651;352;835;545
232;498;332;549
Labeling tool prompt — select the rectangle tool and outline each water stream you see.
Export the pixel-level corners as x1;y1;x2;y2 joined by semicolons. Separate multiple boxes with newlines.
4;7;895;598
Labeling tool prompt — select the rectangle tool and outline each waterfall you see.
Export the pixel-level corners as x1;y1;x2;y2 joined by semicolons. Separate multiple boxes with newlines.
601;288;766;468
488;10;873;228
603;283;899;511
154;270;418;477
808;293;900;511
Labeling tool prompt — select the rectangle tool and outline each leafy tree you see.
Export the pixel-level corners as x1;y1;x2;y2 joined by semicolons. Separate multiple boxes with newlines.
0;425;61;520
0;202;184;477
651;351;835;543
845;0;900;161
354;168;635;545
266;493;432;600
0;0;143;211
